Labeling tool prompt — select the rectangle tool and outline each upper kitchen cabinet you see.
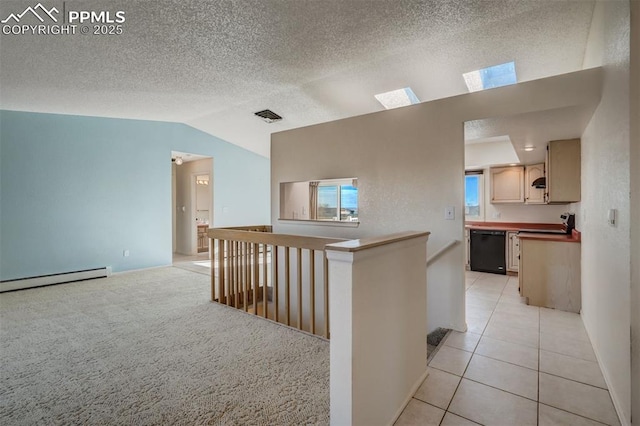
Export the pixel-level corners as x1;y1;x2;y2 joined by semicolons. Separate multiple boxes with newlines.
546;139;581;203
525;163;546;204
490;166;525;203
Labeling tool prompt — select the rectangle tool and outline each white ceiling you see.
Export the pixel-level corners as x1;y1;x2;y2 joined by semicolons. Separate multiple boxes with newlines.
0;0;597;158
465;104;600;166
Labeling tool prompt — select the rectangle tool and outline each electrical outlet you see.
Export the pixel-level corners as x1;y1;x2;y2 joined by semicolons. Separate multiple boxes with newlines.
123;250;130;257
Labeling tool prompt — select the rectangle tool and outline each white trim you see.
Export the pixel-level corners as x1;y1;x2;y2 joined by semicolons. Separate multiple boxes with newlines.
389;368;430;426
0;267;109;292
277;218;360;227
110;264;172;276
427;240;460;266
581;311;628;426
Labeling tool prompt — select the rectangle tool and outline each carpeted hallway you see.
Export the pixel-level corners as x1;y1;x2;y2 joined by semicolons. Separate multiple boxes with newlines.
0;267;329;425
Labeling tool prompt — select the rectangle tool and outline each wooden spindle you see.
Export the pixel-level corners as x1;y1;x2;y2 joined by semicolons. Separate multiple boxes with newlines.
253;242;258;315
234;241;239;309
273;245;279;323
297;247;302;330
226;240;232;306
324;253;329;339
211;238;220;302
285;247;290;326
309;250;315;335
243;242;249;312
217;239;225;303
262;244;268;319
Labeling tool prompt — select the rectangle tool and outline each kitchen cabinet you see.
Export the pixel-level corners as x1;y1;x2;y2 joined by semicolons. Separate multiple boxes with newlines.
518;238;581;313
490;166;525;203
524;163;545;204
546;138;581;203
465;228;470;269
507;231;519;272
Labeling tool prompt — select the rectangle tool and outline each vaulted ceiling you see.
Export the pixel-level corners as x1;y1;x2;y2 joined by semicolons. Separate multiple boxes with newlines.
0;0;596;158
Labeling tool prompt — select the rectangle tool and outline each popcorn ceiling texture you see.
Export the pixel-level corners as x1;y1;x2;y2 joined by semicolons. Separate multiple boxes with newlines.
0;0;596;157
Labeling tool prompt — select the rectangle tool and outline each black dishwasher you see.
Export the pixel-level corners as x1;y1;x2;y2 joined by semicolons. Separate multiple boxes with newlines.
470;229;506;275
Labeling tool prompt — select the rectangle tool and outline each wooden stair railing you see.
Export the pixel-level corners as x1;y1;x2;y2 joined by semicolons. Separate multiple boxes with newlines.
208;226;346;339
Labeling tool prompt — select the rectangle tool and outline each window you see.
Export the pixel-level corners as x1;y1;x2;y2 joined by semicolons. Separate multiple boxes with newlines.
375;87;420;109
463;61;517;92
465;171;484;221
318;182;358;221
279;178;359;223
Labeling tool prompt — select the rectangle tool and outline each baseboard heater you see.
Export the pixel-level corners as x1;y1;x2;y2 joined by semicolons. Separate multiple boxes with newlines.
0;267;111;293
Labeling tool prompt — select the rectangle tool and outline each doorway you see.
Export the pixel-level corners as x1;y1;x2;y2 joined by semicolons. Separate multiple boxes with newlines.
171;151;213;269
195;174;211;253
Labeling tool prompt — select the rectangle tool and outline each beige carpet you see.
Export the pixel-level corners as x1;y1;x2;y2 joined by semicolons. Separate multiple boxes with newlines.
0;267;329;425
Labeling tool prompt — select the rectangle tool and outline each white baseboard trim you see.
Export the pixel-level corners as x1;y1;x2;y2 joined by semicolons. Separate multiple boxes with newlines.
582;312;630;426
0;267;110;292
389;367;430;426
110;264;172;276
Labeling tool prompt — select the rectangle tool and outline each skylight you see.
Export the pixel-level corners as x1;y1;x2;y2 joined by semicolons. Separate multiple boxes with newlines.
375;87;420;109
463;61;517;92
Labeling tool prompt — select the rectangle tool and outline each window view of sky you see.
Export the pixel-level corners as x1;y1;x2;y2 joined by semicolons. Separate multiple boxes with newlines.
465;176;479;206
318;185;358;209
463;61;517;92
480;61;517;90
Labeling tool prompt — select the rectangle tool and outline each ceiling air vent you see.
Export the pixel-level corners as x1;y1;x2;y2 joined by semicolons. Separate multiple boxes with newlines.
254;109;283;123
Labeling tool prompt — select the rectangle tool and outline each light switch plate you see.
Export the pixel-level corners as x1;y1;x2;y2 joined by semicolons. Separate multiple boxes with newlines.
444;206;455;220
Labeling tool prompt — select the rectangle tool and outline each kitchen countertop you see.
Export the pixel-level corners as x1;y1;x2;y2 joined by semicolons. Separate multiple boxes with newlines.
517;229;581;243
465;221;581;243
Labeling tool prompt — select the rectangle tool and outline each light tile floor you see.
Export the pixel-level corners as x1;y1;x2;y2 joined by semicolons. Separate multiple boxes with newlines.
396;271;620;426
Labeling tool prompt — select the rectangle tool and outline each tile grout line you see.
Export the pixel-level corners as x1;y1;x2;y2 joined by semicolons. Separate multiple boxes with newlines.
438;274;508;425
456;273;612;426
537;297;541;426
537;402;611;426
538;370;610;391
437;273;483;426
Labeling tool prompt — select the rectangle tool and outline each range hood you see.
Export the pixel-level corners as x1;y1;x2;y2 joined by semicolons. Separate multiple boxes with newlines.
532;177;546;189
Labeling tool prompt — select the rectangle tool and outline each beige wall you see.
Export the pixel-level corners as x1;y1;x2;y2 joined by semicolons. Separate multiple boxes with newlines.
271;68;602;334
280;181;311;220
576;1;632;424
630;0;639;423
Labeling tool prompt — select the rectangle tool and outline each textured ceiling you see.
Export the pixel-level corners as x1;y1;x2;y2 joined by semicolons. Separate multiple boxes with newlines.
0;0;596;157
465;104;600;164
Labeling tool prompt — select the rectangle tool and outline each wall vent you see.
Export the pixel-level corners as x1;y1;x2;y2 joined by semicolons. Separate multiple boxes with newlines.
254;109;283;123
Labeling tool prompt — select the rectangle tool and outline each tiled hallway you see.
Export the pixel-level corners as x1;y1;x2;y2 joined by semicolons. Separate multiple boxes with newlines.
395;271;620;426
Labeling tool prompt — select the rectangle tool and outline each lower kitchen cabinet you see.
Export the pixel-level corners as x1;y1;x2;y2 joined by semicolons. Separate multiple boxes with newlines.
518;238;581;313
465;228;470;269
507;231;519;272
